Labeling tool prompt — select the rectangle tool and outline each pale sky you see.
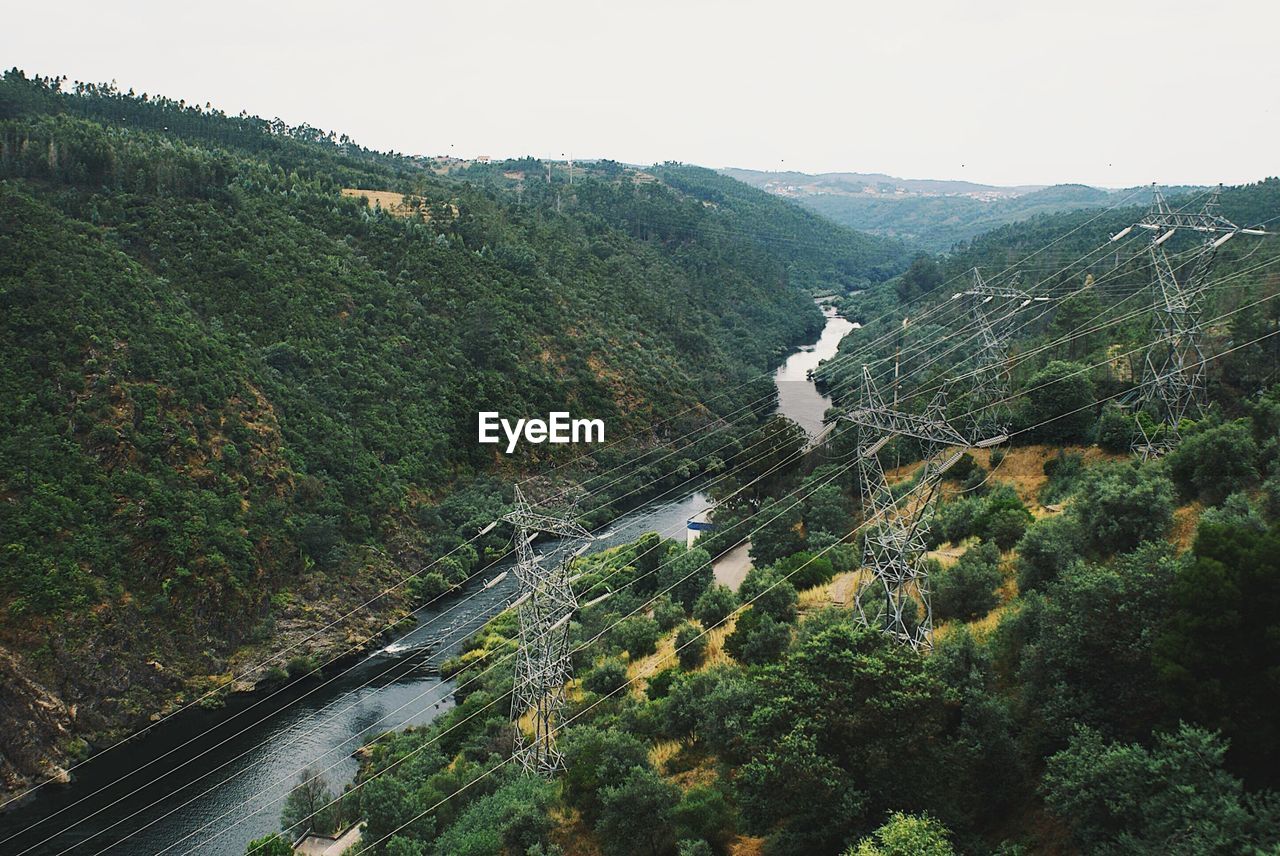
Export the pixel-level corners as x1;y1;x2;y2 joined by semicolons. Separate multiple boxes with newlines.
4;0;1277;187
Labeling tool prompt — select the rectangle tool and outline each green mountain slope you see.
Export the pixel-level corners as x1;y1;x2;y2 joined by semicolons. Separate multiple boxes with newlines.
0;70;896;789
816;179;1280;427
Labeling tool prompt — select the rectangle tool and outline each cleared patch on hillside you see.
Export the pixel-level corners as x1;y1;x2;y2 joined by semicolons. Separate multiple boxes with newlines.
339;188;459;222
1171;501;1205;551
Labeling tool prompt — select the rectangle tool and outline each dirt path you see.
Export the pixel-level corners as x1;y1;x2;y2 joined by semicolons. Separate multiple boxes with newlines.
713;541;753;591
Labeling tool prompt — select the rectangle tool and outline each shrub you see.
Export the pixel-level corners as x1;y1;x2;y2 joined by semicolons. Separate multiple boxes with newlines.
561;727;650;823
847;812;955;856
773;551;835;590
693;584;737;627
1073;463;1175;556
596;767;680;856
1041;450;1085;503
1096;403;1135;452
973;485;1033;550
1043;725;1274;855
1016;515;1083;593
1020;360;1096;444
676;623;708;670
407;571;449;603
657;546;714;610
933;542;1002;621
928;496;983;547
984;507;1032;551
244;834;293;856
1264;462;1280;519
652;595;686;631
646;667;679;701
724;609;791;665
584;658;629;696
678;840;715;856
737;567;797;624
615;616;660;658
1166;419;1260;504
673;785;735;849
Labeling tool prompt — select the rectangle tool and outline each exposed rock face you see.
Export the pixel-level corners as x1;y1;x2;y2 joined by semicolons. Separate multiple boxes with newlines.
0;646;75;798
0;557;412;806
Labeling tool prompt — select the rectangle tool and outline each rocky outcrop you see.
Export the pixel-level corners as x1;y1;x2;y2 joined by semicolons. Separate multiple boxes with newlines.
0;645;75;798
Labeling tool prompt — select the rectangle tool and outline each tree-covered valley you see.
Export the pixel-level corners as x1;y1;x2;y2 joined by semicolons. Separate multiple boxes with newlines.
226;180;1280;856
0;69;911;800
2;64;1280;856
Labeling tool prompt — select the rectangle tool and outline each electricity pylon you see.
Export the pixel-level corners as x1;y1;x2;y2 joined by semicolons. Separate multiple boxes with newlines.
952;269;1050;440
1113;185;1268;458
501;485;591;775
842;367;982;651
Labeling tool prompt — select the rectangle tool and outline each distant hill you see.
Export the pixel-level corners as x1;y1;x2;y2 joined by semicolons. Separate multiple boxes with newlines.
722;167;1204;252
457;160;913;294
722;167;1048;200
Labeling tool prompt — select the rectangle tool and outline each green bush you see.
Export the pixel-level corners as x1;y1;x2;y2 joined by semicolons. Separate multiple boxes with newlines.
724;609;791;665
1096;403;1136;452
656;546;714;611
561;726;651;823
676;623;708;670
1073;463;1175;556
652;595;687;632
847;812;955;856
406;571;449;604
737;567;798;624
596;767;680;856
933;542;1002;621
693;584;738;627
1166;418;1260;504
1043;725;1275;854
1040;450;1085;503
973;485;1033;550
1019;360;1096;444
584;658;629;696
773;551;835;591
646;667;679;701
615;616;661;658
1016;515;1083;593
673;785;735;849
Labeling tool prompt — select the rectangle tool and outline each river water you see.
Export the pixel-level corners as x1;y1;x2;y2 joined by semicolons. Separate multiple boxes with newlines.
0;304;854;856
772;301;856;438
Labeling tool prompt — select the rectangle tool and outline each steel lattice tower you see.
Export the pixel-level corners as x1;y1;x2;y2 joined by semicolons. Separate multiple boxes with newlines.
952;269;1049;441
501;485;591;775
843;367;981;651
1115;185;1266;458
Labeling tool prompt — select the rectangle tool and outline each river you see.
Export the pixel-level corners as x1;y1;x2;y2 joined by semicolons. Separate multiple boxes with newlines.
772;300;857;438
0;303;854;856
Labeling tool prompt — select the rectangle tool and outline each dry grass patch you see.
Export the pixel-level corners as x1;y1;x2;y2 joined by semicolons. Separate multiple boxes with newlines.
700;620;736;669
824;569;871;607
341;188;409;213
626;632;677;695
549;806;602;856
728;835;768;856
649;738;682;769
1171;502;1204;551
965;444;1128;507
339;188;459;222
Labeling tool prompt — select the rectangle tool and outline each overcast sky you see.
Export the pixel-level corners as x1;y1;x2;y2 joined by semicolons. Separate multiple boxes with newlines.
4;0;1277;187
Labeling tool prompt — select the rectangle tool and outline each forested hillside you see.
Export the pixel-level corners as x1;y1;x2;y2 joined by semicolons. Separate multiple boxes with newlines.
819;179;1280;422
0;69;899;794
271;181;1280;856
